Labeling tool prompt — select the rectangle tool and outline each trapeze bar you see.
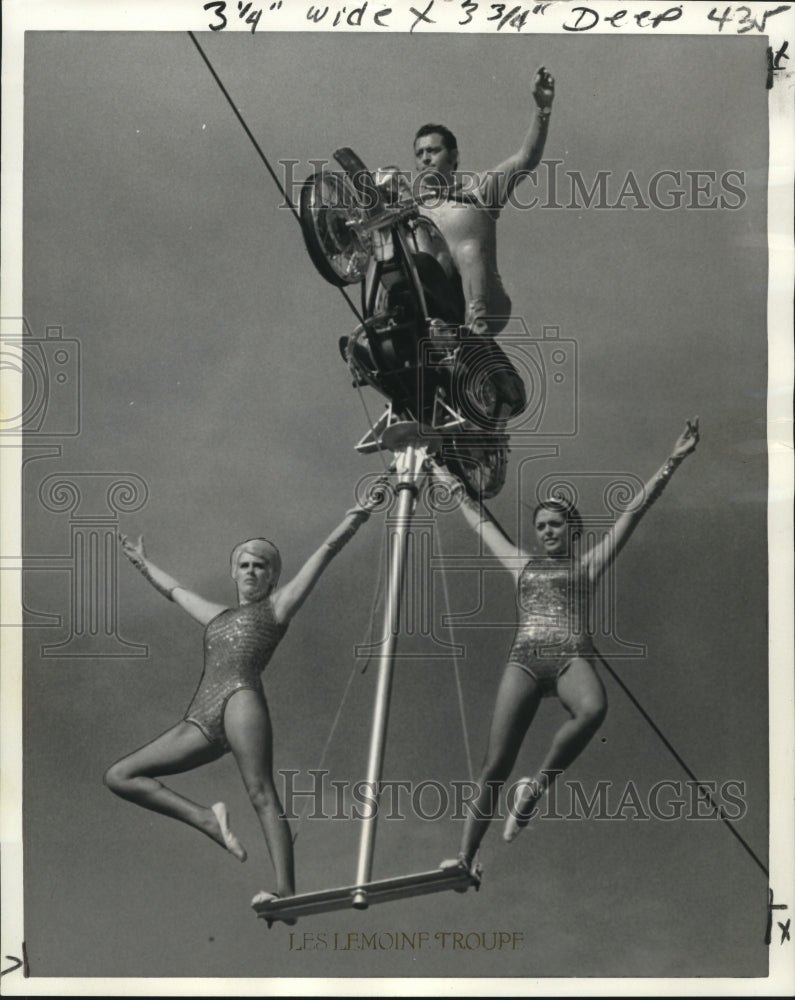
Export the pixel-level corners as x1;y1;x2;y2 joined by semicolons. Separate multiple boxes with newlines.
253;866;481;923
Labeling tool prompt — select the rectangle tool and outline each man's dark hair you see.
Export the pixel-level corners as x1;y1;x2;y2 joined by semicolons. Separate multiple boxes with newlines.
414;123;459;165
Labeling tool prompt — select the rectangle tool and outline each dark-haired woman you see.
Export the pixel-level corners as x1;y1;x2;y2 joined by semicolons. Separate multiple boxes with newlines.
436;420;699;870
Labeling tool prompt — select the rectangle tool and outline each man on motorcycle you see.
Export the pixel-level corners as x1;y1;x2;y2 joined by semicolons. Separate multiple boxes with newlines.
413;66;555;338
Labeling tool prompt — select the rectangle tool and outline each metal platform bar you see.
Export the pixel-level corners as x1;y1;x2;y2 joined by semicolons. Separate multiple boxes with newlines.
354;403;398;454
252;865;481;923
352;436;425;906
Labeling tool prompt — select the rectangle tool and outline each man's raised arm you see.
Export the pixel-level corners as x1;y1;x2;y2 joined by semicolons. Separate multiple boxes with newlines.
482;66;555;209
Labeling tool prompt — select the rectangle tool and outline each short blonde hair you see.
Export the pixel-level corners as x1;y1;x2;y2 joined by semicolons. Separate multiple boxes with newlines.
230;537;282;589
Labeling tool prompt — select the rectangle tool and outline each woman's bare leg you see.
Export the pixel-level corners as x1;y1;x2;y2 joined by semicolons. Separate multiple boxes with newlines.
510;657;607;826
103;723;236;851
223;689;295;898
448;665;543;865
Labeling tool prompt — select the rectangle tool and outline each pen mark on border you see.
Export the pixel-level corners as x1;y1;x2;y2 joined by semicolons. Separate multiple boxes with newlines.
1;945;28;978
767;40;790;88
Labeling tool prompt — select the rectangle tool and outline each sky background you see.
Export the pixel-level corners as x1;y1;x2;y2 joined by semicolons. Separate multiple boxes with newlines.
17;25;773;983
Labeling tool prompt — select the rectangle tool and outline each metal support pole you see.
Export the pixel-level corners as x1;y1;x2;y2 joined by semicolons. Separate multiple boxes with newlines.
352;436;426;908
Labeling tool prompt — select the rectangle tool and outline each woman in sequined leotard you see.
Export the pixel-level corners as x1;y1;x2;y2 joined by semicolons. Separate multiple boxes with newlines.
183;587;287;750
436;419;700;872
105;503;375;913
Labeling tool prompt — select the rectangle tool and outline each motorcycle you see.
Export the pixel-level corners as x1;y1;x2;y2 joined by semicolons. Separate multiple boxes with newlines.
299;147;527;498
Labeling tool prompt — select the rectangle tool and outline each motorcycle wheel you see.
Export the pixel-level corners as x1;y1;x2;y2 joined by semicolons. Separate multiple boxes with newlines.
442;433;509;500
333;147;382;218
299;170;371;286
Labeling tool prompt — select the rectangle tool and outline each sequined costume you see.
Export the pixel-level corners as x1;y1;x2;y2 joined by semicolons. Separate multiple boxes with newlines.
507;557;595;696
184;598;287;750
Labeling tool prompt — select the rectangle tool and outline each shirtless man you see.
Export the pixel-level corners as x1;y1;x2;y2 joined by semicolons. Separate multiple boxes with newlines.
413;67;555;336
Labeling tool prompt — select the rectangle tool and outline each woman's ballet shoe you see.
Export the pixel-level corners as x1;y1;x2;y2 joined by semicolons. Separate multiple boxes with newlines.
211;802;247;862
251;890;297;928
503;812;529;843
504;778;537;843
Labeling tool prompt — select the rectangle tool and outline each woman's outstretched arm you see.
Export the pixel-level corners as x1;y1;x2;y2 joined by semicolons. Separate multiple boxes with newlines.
584;418;700;584
270;498;378;625
119;534;228;626
430;461;525;580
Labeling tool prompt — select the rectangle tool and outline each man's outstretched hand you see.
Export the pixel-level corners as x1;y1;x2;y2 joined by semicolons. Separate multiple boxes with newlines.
533;66;554;109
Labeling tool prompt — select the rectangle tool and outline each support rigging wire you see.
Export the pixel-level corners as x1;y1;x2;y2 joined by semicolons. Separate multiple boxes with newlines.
290;515;388;834
189;30;385;477
187;31;364;326
596;652;769;879
435;517;475;784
